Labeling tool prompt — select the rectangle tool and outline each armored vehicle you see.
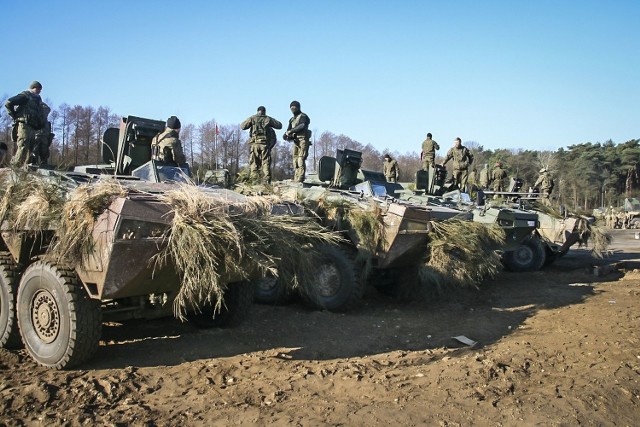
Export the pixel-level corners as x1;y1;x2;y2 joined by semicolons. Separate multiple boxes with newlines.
0;115;328;368
396;170;589;271
255;149;470;311
621;198;640;229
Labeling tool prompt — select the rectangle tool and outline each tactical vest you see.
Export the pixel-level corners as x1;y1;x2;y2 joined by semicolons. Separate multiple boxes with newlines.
20;91;45;130
251;115;269;143
289;113;311;141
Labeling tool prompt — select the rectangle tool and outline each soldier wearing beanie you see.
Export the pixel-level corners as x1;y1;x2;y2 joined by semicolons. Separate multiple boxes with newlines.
284;100;311;182
383;154;400;183
4;80;45;167
240;105;282;184
151;115;187;165
491;161;507;193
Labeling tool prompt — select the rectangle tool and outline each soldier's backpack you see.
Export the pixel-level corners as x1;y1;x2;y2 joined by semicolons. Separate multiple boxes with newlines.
22;92;45;130
251;116;268;143
267;127;277;150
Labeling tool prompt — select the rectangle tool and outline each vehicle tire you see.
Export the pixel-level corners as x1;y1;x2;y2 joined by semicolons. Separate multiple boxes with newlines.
0;253;22;349
189;281;253;328
630;218;640;229
17;261;102;369
301;244;364;312
253;274;292;305
502;237;546;272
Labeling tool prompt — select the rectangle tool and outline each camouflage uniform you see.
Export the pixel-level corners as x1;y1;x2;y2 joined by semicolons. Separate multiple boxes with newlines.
240;108;282;184
151;116;186;166
383;156;400;182
33;102;53;166
285;101;311;183
442;139;473;192
478;164;490;189
534;169;554;206
491;164;507;192
421;135;439;171
4;82;45;167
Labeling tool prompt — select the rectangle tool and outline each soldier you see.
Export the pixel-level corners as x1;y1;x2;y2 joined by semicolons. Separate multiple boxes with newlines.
4;81;46;167
284;100;311;182
442;137;474;192
478;163;490;190
240;106;282;184
533;167;554;206
421;132;440;171
605;206;614;228
383;154;400;183
151;116;186;166
491;162;508;192
32;102;54;166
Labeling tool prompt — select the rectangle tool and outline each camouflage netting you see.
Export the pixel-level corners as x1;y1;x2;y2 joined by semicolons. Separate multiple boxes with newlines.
315;198;385;258
576;221;611;258
49;179;128;265
0;170;65;230
421;220;506;291
154;184;342;320
532;203;611;257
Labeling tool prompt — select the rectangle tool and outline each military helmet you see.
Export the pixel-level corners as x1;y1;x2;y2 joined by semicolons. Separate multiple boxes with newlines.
30;81;42;90
166;116;181;130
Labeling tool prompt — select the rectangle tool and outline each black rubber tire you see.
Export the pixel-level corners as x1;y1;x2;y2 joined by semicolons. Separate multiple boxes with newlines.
0;253;22;349
630;218;640;229
253;274;292;305
503;237;546;272
301;244;364;312
17;261;102;369
189;281;253;328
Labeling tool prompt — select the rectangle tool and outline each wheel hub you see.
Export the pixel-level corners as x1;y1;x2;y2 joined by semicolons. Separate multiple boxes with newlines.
315;262;341;297
31;290;60;344
256;277;277;292
514;245;534;264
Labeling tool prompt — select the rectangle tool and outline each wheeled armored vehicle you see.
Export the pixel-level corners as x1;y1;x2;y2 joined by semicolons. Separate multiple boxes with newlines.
0;115;330;368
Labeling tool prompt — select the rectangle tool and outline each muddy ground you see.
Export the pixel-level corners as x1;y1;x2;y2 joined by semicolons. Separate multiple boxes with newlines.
1;230;640;426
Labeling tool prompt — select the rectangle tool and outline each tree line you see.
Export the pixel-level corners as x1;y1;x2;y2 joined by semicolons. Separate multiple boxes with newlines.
1;96;638;211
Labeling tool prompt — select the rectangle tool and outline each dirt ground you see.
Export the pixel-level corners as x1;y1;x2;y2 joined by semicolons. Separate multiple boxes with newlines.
1;230;640;426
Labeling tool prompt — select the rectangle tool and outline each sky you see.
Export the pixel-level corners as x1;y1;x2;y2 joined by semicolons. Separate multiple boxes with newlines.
1;0;638;154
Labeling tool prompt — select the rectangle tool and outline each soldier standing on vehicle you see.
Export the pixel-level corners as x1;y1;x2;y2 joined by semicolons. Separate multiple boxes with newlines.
4;81;45;167
32;102;54;166
534;167;554;206
151;116;186;166
421;132;439;171
442;137;474;192
241;106;282;184
491;162;508;192
383;154;400;183
479;163;490;190
284;101;311;182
